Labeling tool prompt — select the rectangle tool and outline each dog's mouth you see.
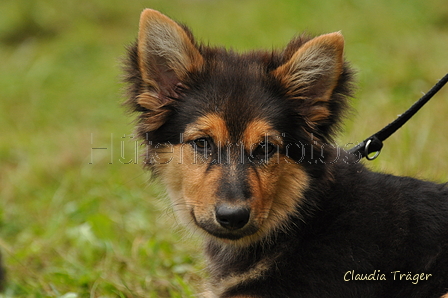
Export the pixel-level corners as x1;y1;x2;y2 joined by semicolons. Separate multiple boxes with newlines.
199;221;260;240
192;205;261;240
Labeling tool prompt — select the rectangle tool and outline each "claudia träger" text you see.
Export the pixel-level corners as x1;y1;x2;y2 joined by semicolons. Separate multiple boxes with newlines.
344;270;433;285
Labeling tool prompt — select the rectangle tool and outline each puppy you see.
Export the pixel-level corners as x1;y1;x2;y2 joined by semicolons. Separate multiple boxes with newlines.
124;9;448;298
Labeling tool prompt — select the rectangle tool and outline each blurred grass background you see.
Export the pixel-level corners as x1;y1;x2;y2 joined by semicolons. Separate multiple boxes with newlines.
0;0;447;297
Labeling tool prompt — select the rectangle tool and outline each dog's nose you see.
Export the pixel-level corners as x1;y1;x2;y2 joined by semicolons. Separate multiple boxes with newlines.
215;205;250;230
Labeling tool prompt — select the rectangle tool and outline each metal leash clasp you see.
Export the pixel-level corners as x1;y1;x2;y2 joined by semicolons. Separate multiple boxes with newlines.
364;139;381;160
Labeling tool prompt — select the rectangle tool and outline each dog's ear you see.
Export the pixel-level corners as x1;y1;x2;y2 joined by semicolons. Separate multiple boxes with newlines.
132;9;204;131
273;32;350;136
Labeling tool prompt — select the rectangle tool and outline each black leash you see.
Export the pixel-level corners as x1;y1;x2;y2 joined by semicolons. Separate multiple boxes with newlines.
348;73;448;160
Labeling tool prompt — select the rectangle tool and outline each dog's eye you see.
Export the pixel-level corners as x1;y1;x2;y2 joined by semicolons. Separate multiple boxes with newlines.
191;138;212;152
252;141;276;160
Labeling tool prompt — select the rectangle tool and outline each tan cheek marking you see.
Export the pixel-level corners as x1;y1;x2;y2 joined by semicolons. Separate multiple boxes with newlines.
247;165;279;223
271;157;309;221
153;142;223;229
240;155;308;246
250;155;309;239
183;161;221;215
151;143;190;225
184;113;229;146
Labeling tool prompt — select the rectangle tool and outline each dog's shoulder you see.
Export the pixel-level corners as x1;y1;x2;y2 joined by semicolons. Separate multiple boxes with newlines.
329;162;448;235
321;162;448;271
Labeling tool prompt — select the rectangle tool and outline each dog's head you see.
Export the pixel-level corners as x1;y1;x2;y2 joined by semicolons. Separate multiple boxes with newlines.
125;9;354;245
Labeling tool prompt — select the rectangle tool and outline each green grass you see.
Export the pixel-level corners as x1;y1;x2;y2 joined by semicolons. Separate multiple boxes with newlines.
1;0;447;296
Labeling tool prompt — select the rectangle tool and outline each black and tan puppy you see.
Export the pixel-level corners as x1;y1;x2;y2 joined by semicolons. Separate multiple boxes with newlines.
124;9;448;298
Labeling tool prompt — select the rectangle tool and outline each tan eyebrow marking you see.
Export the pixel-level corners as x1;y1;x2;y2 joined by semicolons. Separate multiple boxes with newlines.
183;113;230;145
242;119;282;151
